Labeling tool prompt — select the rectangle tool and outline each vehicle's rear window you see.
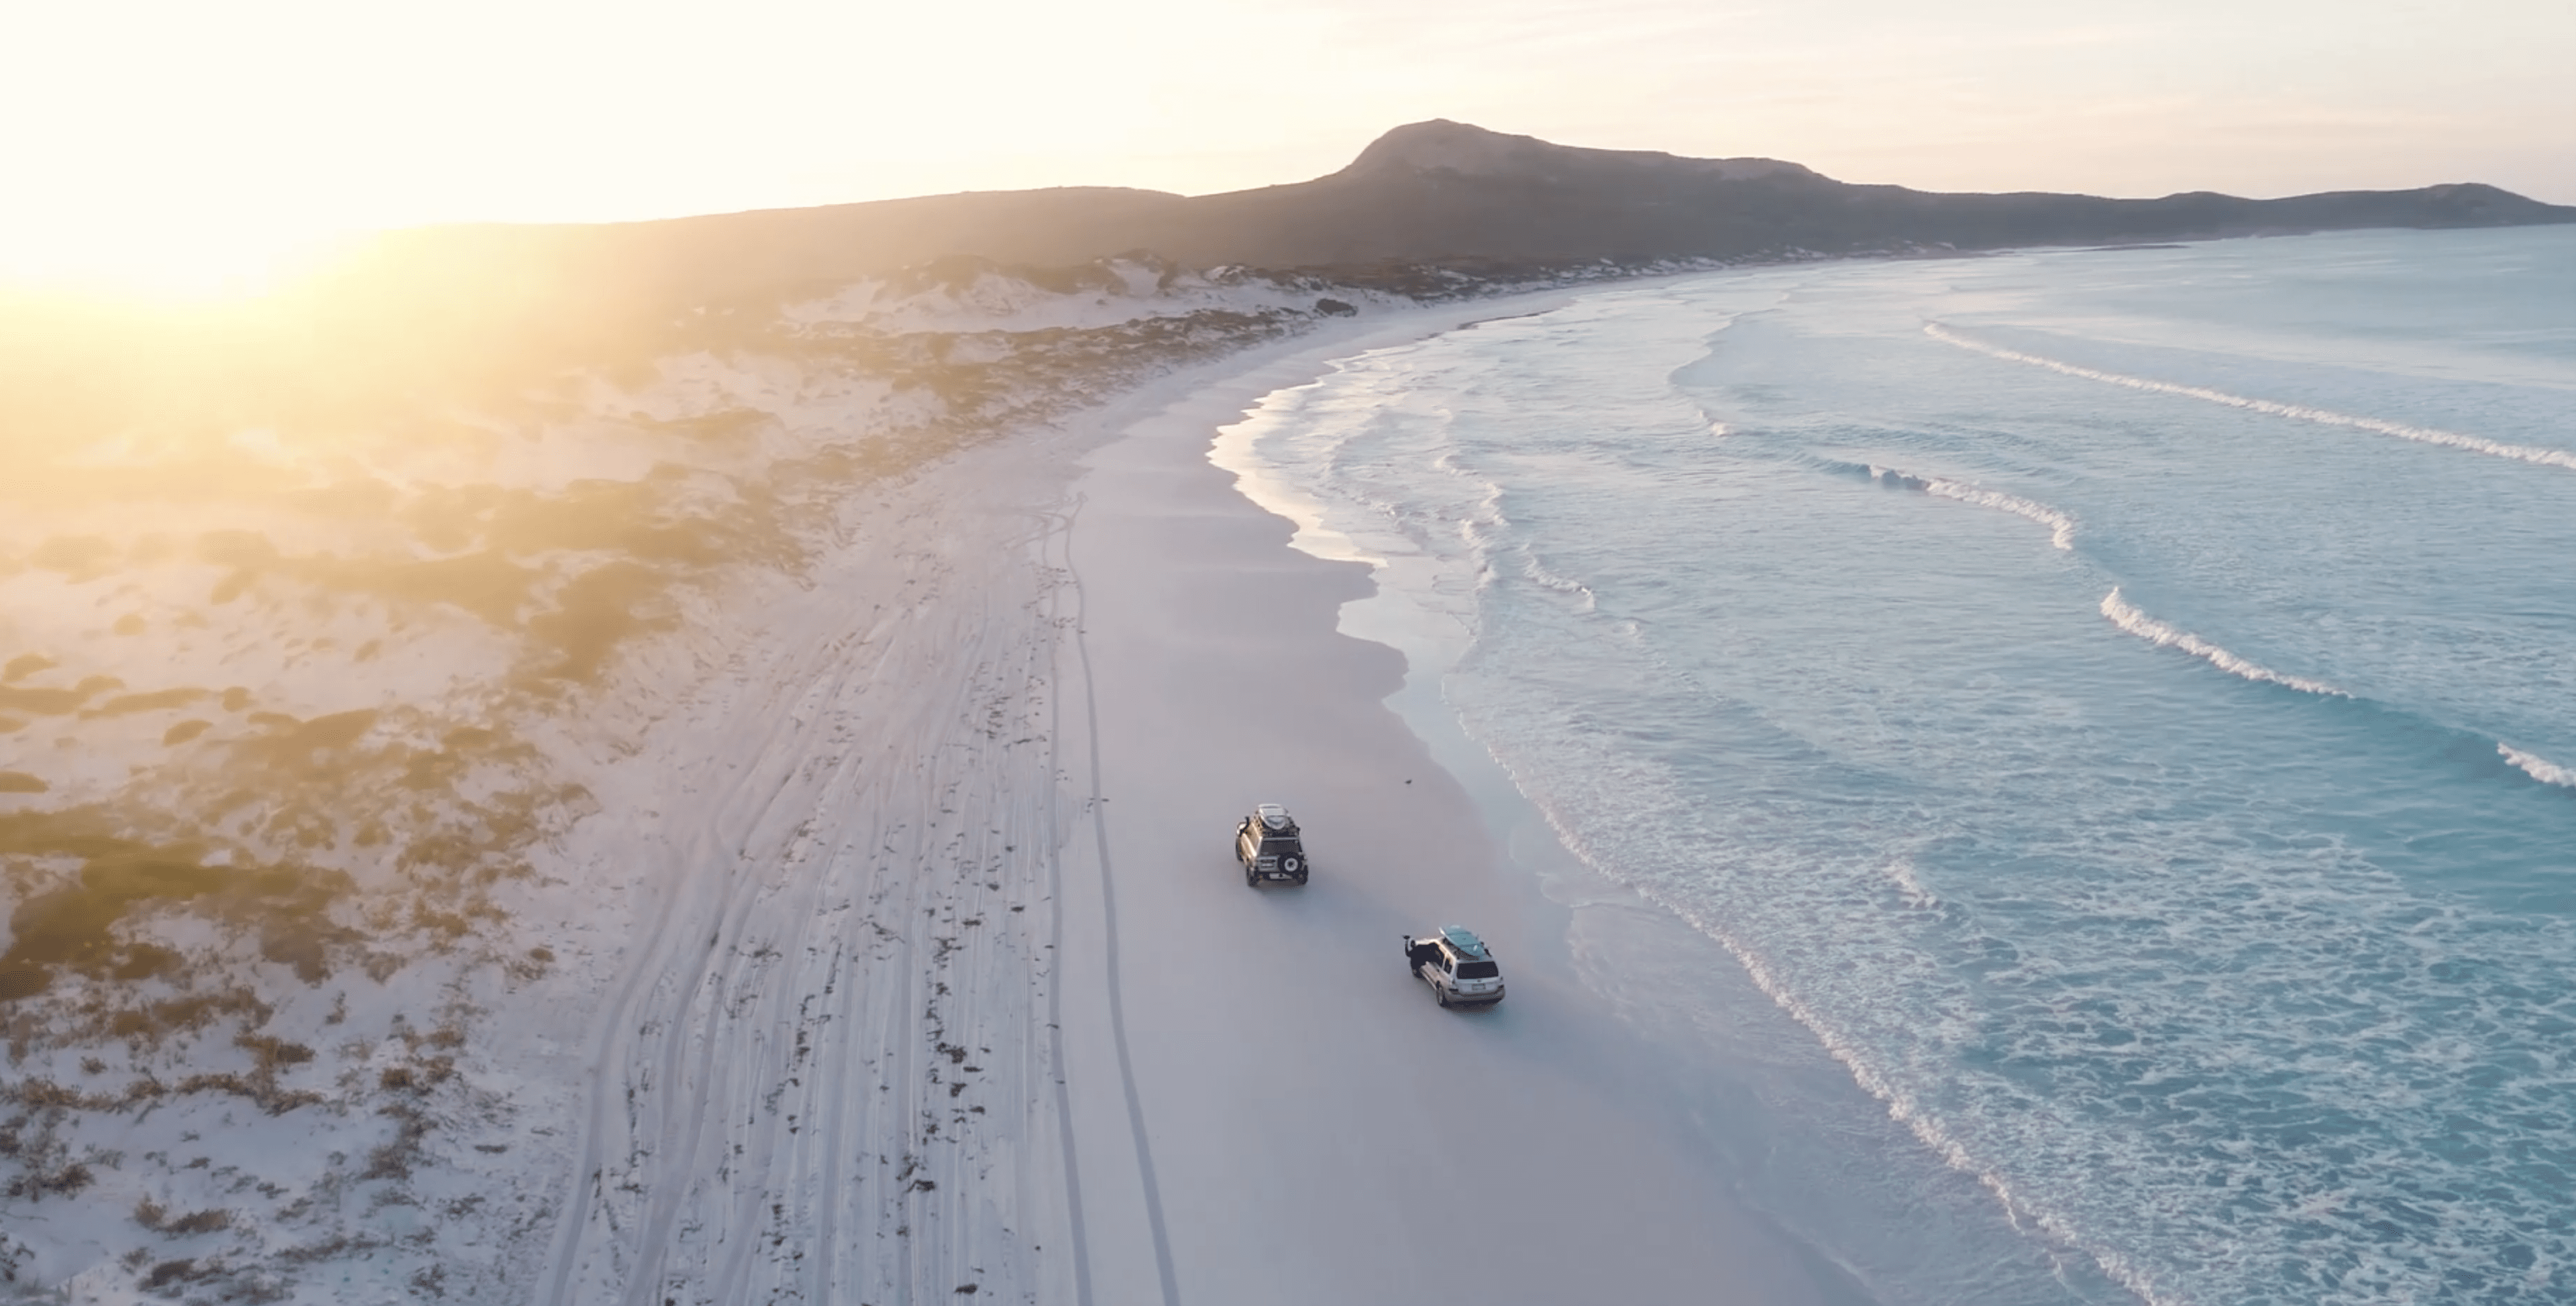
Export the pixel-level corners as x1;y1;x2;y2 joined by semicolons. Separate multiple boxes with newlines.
1263;838;1302;857
1457;961;1499;979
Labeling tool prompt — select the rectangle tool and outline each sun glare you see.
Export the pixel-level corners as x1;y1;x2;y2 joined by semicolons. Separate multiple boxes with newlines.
0;209;362;303
1;0;2566;309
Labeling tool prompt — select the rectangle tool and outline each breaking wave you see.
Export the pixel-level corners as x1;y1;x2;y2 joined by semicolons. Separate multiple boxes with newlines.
2500;744;2576;790
2098;589;2348;696
1926;323;2576;472
1866;465;2076;550
1230;237;2576;1306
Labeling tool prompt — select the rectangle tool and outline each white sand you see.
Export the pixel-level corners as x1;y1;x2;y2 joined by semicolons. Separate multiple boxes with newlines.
0;278;1890;1302
1044;311;1870;1305
510;292;1876;1304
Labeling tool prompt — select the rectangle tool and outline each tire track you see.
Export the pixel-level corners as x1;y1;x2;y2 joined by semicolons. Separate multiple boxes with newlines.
1041;510;1099;1306
1063;493;1183;1306
713;613;961;1303
619;610;900;1306
539;471;1087;1305
543;620;879;1306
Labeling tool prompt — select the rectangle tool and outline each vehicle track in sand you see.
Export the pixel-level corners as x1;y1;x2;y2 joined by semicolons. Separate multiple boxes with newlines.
535;459;1101;1306
1061;494;1182;1306
1038;508;1099;1306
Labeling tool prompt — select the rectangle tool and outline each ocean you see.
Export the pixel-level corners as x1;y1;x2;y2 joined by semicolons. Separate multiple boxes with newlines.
1214;227;2576;1306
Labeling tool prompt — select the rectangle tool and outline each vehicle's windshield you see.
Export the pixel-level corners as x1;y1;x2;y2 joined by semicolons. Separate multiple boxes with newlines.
1456;961;1499;979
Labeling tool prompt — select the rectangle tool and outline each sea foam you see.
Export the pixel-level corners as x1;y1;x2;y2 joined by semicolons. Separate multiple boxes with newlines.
2098;589;2347;697
1926;323;2576;473
2500;744;2576;790
1869;466;2076;550
1239;235;2576;1306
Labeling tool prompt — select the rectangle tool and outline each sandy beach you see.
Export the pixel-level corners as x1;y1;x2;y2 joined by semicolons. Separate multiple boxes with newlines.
1046;313;1875;1305
504;292;1894;1304
1;274;1912;1303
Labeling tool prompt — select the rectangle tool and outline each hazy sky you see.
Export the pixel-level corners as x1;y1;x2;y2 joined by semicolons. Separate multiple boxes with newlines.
7;0;2571;292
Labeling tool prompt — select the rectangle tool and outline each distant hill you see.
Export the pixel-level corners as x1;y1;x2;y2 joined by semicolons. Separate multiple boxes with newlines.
342;118;2573;305
303;118;2576;319
10;119;2571;437
1159;118;2576;266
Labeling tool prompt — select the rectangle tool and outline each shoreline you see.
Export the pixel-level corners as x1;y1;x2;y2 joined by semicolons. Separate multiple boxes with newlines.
506;289;1660;1303
0;268;2017;1301
1047;284;1880;1303
0;270;1947;1299
1071;276;2140;1306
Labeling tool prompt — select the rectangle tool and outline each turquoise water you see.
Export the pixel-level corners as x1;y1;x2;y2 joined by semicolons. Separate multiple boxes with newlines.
1223;228;2576;1305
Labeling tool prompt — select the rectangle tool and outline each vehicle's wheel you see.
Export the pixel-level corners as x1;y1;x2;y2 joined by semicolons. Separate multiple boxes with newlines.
1292;872;1307;885
1246;865;1258;887
1434;985;1450;1008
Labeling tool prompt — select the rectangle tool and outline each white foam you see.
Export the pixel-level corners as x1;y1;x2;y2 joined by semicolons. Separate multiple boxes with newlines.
1279;254;2576;1306
1210;389;1386;567
1927;323;2576;473
1886;858;1940;909
1866;464;2076;550
1517;549;1599;610
2500;743;2576;789
2098;589;2348;698
1468;727;2179;1306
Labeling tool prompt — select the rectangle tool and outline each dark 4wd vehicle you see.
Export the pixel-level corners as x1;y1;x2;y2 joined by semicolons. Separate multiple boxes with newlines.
1234;804;1309;886
1404;925;1505;1008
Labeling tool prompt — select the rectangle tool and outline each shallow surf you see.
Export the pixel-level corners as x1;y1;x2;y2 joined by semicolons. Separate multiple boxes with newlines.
1218;226;2576;1306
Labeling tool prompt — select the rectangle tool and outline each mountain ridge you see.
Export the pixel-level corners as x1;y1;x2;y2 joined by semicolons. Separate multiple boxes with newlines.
1335;118;1820;184
15;119;2571;426
313;117;2569;321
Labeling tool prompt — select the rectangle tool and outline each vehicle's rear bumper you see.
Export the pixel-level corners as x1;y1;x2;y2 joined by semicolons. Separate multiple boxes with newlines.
1448;985;1504;1005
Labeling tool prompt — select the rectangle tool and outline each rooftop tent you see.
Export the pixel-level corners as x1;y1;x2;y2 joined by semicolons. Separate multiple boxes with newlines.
1257;803;1296;832
1437;926;1489;960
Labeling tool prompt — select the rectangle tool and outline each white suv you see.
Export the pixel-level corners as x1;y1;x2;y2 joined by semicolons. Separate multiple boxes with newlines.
1403;925;1505;1008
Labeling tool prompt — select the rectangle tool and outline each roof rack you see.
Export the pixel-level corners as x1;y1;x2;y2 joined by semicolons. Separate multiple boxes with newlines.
1437;925;1489;959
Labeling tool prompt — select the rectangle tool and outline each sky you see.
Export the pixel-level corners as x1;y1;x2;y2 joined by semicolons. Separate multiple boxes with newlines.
5;0;2571;294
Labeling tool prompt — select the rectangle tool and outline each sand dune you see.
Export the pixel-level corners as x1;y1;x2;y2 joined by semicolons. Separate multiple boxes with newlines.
0;262;1380;1297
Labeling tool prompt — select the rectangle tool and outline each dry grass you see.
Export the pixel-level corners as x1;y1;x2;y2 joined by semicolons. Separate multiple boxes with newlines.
0;810;355;1002
132;1197;233;1235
